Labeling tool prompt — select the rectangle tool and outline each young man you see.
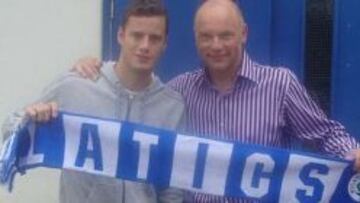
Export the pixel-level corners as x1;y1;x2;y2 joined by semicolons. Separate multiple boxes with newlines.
73;0;360;202
2;0;184;202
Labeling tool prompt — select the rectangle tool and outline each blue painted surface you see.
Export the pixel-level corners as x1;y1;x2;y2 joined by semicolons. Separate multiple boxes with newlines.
332;0;360;138
102;0;113;60
103;0;305;81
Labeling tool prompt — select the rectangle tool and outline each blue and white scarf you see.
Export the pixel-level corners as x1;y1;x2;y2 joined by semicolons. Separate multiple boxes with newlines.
1;112;359;202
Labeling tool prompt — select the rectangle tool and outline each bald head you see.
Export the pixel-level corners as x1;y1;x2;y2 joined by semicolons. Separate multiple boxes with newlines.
195;0;245;28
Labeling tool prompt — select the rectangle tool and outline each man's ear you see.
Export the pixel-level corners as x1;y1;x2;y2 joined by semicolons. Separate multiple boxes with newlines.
241;23;248;44
162;38;167;52
117;27;124;46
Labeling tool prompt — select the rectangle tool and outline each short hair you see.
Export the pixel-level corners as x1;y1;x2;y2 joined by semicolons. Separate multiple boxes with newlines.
121;0;169;35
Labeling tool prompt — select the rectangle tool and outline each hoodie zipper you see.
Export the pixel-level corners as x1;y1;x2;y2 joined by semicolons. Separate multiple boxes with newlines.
125;94;135;120
122;93;135;203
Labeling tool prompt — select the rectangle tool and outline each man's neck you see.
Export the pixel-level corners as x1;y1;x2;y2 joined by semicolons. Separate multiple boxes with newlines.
209;68;238;92
208;52;244;92
210;63;242;93
115;61;153;92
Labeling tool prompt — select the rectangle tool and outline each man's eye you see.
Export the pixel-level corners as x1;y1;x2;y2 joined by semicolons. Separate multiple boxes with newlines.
150;35;162;43
132;33;143;40
220;33;234;40
200;35;212;41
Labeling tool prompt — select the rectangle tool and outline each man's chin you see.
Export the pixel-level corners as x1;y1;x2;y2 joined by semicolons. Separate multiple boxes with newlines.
133;66;154;74
206;63;229;71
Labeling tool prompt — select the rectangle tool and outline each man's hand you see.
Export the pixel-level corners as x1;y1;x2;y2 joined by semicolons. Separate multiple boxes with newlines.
25;102;58;122
71;57;102;80
345;149;360;172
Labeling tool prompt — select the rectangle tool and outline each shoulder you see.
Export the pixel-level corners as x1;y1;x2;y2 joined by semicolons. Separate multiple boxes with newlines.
51;71;91;86
148;79;186;111
171;69;203;82
252;62;296;86
167;69;203;93
162;86;185;102
44;71;103;97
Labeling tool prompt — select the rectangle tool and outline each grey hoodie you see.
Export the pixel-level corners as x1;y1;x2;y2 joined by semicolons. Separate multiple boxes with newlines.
2;62;186;203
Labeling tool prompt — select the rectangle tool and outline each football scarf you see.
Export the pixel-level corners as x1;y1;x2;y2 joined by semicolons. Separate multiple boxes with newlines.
1;112;359;202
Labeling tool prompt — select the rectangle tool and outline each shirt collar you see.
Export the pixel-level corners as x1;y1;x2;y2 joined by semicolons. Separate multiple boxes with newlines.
238;51;260;84
198;51;259;88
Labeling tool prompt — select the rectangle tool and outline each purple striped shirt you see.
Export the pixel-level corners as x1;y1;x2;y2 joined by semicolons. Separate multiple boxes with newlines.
168;52;358;203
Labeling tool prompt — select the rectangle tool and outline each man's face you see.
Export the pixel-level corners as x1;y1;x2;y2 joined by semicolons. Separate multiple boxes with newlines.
118;16;167;73
195;4;247;72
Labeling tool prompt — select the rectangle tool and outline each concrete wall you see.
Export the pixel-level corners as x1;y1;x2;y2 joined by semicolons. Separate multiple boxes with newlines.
0;0;102;202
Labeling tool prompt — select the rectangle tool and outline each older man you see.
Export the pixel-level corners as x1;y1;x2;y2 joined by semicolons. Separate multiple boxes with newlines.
73;0;360;202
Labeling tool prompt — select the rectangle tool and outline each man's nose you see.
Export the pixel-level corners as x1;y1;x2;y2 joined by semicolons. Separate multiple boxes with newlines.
139;36;150;51
210;37;223;50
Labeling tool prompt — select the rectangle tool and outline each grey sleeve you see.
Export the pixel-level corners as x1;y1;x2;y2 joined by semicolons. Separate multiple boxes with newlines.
1;72;70;142
1;110;27;142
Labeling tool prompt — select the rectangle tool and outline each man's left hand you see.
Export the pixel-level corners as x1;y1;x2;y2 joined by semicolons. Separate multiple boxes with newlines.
345;149;360;172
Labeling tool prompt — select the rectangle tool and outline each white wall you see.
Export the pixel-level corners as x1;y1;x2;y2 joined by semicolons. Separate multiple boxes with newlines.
0;0;102;202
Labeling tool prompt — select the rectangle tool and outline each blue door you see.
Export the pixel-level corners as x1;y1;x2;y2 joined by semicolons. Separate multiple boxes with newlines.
332;0;360;138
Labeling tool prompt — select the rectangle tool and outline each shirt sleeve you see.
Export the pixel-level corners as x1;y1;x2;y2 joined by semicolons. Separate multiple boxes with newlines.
283;69;359;157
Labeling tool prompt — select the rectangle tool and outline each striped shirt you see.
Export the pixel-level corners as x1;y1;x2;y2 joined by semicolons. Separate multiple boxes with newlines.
168;52;358;203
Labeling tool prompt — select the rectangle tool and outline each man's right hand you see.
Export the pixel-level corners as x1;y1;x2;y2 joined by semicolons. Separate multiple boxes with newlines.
25;102;58;122
71;57;102;80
